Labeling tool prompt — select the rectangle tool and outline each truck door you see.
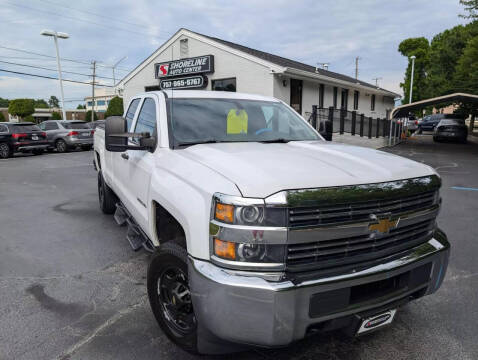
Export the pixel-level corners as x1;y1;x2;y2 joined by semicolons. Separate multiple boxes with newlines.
119;96;157;230
111;98;141;205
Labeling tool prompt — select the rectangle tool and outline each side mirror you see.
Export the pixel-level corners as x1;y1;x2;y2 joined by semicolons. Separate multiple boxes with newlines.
105;116;127;152
105;116;155;152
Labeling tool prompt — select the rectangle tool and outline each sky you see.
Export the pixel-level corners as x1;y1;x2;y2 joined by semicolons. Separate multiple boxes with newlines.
0;0;469;109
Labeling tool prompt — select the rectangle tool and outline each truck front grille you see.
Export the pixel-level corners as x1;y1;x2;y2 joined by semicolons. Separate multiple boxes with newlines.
288;191;436;228
287;218;435;272
283;176;441;273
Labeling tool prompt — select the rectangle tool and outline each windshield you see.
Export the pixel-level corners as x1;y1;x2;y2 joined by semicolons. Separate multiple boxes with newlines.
167;98;320;147
62;122;89;129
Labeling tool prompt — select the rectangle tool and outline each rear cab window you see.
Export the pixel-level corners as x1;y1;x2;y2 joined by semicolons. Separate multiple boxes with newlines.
62;122;89;129
0;124;8;133
12;124;41;132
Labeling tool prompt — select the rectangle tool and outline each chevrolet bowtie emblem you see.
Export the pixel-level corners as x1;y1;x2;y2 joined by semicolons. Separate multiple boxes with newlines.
368;216;399;234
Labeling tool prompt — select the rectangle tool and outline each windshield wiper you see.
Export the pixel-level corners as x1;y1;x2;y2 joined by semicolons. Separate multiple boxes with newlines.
259;138;291;143
176;139;221;148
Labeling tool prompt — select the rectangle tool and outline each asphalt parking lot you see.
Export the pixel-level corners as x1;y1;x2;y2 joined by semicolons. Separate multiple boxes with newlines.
1;136;478;360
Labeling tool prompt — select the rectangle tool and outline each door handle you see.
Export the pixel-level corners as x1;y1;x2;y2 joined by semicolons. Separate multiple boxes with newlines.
121;153;129;160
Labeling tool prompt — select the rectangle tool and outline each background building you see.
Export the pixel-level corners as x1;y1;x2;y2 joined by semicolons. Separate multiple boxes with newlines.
84;88;116;113
118;28;399;119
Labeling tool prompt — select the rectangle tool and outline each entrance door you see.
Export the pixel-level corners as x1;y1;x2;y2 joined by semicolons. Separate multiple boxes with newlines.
290;79;303;114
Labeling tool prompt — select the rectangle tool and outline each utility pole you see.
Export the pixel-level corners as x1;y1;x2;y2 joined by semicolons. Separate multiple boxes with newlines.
409;55;416;104
355;56;361;80
372;77;382;87
91;60;96;123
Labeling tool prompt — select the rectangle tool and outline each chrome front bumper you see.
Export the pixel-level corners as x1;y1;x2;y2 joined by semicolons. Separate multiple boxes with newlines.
189;230;450;349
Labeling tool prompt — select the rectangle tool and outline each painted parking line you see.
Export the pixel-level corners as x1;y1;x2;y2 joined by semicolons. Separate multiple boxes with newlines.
451;186;478;192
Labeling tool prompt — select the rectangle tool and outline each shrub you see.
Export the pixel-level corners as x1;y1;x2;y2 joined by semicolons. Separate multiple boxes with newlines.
0;112;5;122
24;115;34;123
51;112;62;120
104;96;124;118
85;110;98;122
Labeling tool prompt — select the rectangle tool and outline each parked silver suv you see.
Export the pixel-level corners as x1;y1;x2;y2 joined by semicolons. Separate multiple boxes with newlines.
39;120;94;152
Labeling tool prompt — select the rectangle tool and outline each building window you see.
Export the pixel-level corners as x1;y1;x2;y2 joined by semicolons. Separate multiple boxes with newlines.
319;84;324;108
97;100;105;106
371;94;376;111
180;39;189;58
212;78;236;92
341;88;349;110
87;101;93;107
353;90;359;110
145;85;161;92
333;87;338;109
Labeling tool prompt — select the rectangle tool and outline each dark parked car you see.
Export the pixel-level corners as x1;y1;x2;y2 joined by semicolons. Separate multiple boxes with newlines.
38;120;94;153
0;122;49;159
433;118;468;143
418;114;443;132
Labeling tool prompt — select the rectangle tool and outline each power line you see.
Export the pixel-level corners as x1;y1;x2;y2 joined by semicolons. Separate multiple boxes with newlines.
4;1;167;40
0;68;113;87
0;45;132;71
37;0;153;30
0;59;114;80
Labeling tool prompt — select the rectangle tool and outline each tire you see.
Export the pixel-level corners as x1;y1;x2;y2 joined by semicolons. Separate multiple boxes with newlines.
56;139;69;153
147;242;198;354
0;143;12;159
97;170;117;214
81;145;93;151
32;149;44;155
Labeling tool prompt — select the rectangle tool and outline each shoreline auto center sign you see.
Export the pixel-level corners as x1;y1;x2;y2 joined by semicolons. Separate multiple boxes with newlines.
155;55;214;90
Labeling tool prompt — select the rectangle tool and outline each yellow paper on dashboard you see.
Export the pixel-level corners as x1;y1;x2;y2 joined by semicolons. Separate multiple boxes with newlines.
227;109;248;134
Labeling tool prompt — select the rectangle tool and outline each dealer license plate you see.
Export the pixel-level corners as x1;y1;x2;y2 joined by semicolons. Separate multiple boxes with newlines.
357;309;396;335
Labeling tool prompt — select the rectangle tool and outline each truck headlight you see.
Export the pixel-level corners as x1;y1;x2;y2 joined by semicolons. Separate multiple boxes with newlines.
213;193;286;227
213;238;286;266
211;193;288;270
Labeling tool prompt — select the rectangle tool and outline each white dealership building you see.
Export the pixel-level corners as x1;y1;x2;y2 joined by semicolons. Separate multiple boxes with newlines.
118;28;399;119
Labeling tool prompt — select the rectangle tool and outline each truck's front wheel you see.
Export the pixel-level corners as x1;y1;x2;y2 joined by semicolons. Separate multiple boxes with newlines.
147;242;198;353
98;171;117;214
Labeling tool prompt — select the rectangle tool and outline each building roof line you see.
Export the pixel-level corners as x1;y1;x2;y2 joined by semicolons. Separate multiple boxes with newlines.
118;28;400;97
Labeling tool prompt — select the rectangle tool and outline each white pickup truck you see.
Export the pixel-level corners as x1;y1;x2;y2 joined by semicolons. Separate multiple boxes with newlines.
94;90;450;354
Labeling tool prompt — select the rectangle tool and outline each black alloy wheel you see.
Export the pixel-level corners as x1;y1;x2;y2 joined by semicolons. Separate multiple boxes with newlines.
0;143;11;159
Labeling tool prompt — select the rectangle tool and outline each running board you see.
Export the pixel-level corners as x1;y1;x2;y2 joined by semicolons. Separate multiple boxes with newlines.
114;202;155;253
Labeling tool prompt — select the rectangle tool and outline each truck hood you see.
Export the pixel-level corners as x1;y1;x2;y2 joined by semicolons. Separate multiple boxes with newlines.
177;141;436;198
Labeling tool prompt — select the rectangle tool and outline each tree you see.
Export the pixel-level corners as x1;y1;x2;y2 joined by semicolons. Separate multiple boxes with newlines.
398;37;430;103
460;0;478;19
0;112;5;122
0;97;8;107
454;36;478;116
104;96;123;118
76;104;86;109
51;111;62;120
8;99;35;120
85;110;98;122
34;99;49;108
48;95;59;108
426;25;473;98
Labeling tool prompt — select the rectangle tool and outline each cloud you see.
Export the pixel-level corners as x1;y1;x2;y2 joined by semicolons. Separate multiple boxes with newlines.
0;0;468;107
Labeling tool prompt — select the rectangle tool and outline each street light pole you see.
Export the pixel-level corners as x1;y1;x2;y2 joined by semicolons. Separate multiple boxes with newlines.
41;30;69;120
409;55;416;104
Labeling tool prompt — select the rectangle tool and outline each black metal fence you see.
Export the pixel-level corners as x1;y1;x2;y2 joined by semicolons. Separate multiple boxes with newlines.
306;106;398;141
